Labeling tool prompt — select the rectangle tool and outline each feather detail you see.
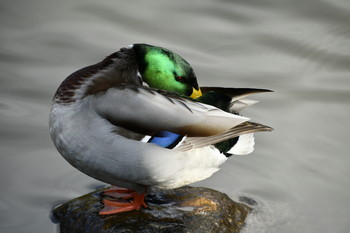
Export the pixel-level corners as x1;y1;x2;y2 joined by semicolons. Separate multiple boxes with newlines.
201;87;272;113
174;122;272;151
53;48;139;104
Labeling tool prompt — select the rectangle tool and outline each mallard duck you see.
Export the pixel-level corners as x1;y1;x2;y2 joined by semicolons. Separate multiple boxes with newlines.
49;44;272;215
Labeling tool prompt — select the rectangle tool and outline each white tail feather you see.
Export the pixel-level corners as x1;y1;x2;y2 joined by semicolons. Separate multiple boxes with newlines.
227;133;255;155
230;99;259;113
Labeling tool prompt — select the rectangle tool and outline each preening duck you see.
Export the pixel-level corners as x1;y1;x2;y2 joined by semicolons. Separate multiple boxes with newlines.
49;44;272;215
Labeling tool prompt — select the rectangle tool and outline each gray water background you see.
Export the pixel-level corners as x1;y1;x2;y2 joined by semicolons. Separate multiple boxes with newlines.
1;0;350;232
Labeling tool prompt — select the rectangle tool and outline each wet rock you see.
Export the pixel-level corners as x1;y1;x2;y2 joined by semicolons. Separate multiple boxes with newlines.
52;186;251;233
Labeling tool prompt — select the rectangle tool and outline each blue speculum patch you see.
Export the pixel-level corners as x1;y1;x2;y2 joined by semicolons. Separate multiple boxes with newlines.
148;131;184;149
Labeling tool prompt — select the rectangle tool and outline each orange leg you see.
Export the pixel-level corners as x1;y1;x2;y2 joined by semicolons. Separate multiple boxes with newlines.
99;186;147;215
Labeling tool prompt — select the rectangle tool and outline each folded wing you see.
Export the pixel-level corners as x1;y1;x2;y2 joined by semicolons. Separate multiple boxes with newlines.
93;86;249;137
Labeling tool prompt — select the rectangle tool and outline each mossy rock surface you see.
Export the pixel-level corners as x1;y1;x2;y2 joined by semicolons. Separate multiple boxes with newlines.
53;186;251;233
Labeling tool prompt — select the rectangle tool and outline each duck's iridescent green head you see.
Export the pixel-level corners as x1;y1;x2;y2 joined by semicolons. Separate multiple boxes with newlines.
133;44;202;98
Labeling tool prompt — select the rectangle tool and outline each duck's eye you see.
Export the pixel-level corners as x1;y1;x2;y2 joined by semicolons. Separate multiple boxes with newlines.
176;76;185;83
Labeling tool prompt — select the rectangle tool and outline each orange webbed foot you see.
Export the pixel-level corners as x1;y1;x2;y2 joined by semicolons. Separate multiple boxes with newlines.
99;186;147;215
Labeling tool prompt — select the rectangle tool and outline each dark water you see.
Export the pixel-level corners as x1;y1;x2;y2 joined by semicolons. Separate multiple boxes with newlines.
1;0;350;232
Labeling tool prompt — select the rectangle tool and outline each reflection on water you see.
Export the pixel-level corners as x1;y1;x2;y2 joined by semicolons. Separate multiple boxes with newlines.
1;0;350;232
